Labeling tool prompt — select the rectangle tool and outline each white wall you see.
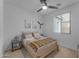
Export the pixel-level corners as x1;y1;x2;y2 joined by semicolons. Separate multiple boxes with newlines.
42;2;79;50
3;2;41;52
0;0;3;57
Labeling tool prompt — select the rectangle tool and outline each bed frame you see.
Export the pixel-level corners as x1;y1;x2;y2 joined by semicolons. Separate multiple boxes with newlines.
23;40;59;58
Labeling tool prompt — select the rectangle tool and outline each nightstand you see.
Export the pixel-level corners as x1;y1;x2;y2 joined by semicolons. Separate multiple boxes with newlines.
11;39;22;52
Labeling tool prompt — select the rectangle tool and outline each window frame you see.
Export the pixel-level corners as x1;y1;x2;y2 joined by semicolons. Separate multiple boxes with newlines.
53;12;71;34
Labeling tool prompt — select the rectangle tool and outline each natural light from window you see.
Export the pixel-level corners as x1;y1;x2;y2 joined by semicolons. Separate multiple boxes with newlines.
53;12;70;34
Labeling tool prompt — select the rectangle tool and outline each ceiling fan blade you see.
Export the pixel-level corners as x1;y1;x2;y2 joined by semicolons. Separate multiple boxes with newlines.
37;8;43;12
40;0;47;5
40;0;46;4
44;2;47;6
48;6;58;9
40;0;43;4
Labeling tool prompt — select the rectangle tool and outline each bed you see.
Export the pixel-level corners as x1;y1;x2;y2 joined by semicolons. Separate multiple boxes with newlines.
23;32;59;58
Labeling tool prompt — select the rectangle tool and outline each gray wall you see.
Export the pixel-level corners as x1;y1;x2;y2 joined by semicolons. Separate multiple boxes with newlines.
3;2;41;52
42;2;79;50
0;0;3;57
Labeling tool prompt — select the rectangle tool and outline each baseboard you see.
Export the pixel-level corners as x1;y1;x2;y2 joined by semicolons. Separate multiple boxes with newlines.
59;45;77;51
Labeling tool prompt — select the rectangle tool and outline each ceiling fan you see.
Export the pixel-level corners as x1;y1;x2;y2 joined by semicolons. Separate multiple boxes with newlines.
37;0;58;12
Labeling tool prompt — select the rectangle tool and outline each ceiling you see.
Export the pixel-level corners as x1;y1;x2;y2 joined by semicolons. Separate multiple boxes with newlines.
4;0;79;14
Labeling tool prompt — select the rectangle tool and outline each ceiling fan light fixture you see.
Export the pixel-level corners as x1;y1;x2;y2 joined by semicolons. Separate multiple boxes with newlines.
37;0;58;12
42;5;47;10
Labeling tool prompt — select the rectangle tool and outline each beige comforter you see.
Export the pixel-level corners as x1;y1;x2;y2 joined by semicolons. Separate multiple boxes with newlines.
30;38;54;50
23;38;58;58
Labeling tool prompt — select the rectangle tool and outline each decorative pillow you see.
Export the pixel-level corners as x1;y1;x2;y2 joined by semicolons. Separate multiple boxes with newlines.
25;34;33;38
26;37;34;40
33;33;41;39
26;36;37;43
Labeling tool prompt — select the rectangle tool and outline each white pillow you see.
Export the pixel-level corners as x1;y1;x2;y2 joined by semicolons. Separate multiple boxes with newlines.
39;36;48;40
26;37;37;43
23;37;35;45
34;33;41;39
26;37;34;40
25;34;33;38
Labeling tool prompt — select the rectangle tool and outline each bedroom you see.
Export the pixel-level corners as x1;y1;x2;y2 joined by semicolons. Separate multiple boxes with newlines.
0;0;79;58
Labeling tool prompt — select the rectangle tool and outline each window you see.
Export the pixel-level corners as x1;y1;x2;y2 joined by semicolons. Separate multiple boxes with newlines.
53;12;71;34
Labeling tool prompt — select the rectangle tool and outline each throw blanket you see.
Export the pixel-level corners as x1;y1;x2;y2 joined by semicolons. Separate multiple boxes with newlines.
29;38;55;51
